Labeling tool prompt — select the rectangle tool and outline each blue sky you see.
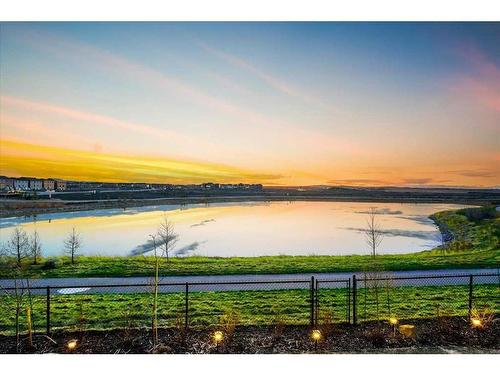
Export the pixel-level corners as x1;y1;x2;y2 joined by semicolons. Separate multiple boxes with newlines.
1;22;499;186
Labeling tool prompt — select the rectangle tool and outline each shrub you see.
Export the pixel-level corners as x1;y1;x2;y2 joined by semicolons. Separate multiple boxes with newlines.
459;206;498;222
42;258;63;269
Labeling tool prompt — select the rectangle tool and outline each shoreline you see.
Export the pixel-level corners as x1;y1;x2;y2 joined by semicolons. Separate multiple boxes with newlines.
0;194;487;218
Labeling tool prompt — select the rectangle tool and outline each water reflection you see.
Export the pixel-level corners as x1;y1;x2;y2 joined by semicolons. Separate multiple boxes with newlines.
0;201;468;257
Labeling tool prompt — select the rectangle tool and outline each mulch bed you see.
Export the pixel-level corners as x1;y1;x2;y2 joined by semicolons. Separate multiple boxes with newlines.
1;316;498;354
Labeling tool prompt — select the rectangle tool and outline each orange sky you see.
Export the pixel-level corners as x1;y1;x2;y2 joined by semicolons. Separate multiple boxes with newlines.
1;23;499;187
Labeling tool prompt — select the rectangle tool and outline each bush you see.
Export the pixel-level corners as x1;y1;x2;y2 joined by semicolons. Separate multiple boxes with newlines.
42;258;63;269
459;206;498;222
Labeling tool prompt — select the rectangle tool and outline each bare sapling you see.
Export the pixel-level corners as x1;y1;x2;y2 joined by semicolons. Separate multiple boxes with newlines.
29;230;42;265
365;208;384;258
26;305;33;347
13;279;27;352
364;208;385;321
157;216;178;262
64;227;82;264
6;227;29;266
150;234;159;347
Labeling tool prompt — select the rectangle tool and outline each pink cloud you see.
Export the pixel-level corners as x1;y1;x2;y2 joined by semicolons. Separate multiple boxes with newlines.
453;42;500;115
12;28;285;130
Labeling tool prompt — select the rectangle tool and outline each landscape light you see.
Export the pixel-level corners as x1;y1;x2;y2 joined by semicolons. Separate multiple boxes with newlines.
471;318;482;328
389;317;399;337
311;329;322;351
398;324;415;339
213;331;224;344
311;329;322;342
66;339;78;351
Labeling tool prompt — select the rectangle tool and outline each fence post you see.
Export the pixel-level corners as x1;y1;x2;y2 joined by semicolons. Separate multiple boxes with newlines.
315;279;319;326
46;286;51;336
310;276;315;326
468;275;473;318
185;282;189;330
352;275;357;325
347;279;351;324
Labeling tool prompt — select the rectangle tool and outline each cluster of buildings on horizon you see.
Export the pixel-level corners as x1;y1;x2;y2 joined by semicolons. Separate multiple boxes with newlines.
0;176;67;192
0;176;263;193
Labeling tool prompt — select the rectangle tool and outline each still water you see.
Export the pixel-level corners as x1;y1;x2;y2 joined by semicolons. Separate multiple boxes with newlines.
0;201;467;257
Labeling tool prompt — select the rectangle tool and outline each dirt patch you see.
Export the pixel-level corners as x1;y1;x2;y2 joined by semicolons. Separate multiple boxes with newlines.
0;316;498;354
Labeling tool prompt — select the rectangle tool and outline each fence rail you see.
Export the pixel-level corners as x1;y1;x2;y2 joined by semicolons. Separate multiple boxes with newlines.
0;272;498;336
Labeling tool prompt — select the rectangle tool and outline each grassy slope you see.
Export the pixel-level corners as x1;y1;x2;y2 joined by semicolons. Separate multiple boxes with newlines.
1;284;497;335
1;207;499;279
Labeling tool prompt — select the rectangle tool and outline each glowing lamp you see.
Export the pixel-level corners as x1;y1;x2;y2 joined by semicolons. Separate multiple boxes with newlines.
311;329;322;341
471;318;482;328
389;317;399;325
66;339;78;351
213;331;224;344
398;324;415;338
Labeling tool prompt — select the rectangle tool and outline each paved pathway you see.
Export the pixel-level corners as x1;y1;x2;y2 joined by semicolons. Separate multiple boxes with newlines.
1;268;498;295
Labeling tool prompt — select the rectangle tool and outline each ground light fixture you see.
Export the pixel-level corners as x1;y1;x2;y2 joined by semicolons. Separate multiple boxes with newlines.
66;339;78;351
398;324;415;338
471;318;483;328
213;330;224;351
389;317;399;325
311;329;321;351
389;317;399;336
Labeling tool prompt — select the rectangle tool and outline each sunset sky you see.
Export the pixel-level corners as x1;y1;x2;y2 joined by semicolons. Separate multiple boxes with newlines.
0;22;499;187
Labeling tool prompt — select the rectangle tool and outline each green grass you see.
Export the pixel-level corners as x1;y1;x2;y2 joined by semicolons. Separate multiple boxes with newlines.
1;206;499;279
1;284;498;335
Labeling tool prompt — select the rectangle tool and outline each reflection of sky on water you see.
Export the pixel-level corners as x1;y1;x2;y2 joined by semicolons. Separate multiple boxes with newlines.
340;227;441;241
0;201;271;228
0;201;468;257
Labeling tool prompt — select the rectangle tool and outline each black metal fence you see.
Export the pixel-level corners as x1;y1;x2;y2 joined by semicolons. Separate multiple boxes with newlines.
0;272;498;336
351;273;499;324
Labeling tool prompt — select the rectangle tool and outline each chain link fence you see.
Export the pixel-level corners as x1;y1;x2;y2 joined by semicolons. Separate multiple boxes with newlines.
352;273;500;323
0;272;498;335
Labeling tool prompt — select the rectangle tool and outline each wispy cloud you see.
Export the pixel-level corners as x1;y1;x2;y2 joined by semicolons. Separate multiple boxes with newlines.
12;28;295;131
0;139;283;184
9;27;358;161
328;178;390;186
1;95;187;140
447;169;496;178
195;39;330;108
401;178;436;185
452;42;500;115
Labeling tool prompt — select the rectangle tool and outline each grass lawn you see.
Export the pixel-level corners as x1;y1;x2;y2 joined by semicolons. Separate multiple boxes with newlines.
0;283;498;335
1;206;499;279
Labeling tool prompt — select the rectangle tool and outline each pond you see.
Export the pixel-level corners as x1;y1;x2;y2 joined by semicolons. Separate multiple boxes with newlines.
0;201;467;257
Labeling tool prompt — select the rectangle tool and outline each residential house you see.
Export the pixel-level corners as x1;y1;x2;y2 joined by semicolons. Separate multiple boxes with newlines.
29;179;44;190
13;179;30;191
43;179;56;190
55;180;67;191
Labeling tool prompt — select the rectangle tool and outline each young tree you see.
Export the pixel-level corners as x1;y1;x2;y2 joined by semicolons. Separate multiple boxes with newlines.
64;227;82;264
149;234;159;347
6;227;29;265
157;216;178;262
365;208;384;257
29;230;42;265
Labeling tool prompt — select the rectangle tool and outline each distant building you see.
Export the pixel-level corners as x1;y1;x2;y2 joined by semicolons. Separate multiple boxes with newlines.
13;179;29;191
29;179;43;190
43;179;55;190
55;180;67;191
0;177;14;190
201;182;220;190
